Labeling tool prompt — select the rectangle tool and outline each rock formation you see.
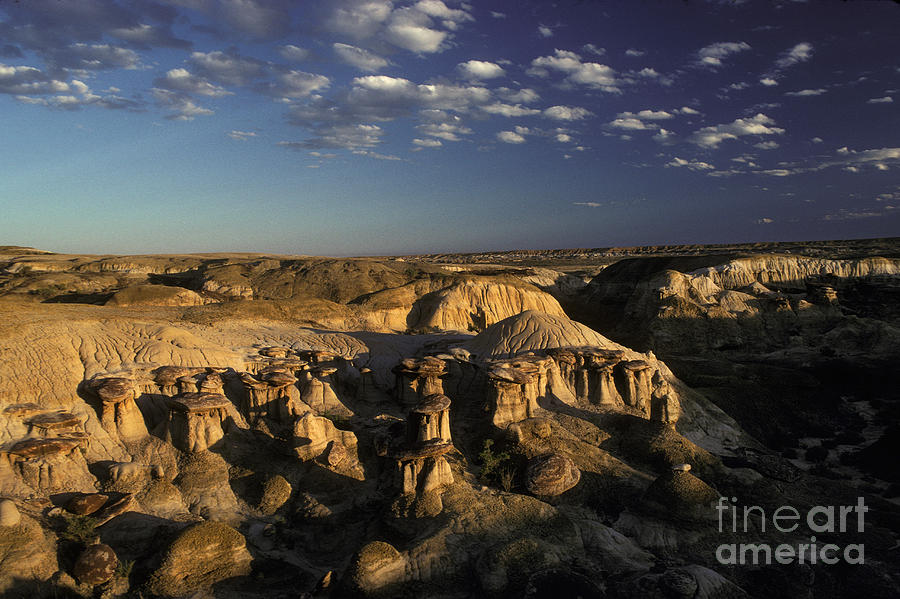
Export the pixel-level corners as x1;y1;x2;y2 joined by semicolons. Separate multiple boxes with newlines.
525;453;581;497
164;393;236;453
239;369;302;424
89;377;148;444
392;356;446;408
547;347;624;407
3;436;96;495
406;393;452;446
145;521;252;595
72;543;118;586
293;411;358;464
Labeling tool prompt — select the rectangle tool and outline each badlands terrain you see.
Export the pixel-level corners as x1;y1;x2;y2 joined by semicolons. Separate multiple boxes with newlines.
0;239;898;598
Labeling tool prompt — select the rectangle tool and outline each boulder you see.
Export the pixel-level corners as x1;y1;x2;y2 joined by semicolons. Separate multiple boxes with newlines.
66;493;108;516
72;543;118;586
525;453;581;497
258;475;292;515
344;541;406;597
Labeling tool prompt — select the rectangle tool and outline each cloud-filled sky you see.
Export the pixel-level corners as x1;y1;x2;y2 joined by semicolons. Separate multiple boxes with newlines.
2;0;898;255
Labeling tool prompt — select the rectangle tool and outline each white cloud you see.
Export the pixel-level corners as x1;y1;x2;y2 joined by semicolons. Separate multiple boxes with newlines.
583;44;605;56
625;49;645;57
216;0;292;39
348;75;490;114
688;113;785;148
325;0;394;39
481;103;541;117
653;128;675;143
278;44;310;62
0;63;69;95
412;137;442;147
617;109;673;120
457;60;505;80
152;88;214;120
555;133;572;143
491;11;506;19
574;202;603;207
190;50;267;86
279;123;384;150
756;218;774;224
543;105;592;120
385;7;449;53
609;118;658;131
497;130;526;144
228;130;257;140
760;77;778;86
538;25;553;38
495;87;539;103
678;106;700;115
696;41;750;68
775;42;813;69
755;140;780;150
414;0;473;23
50;43;141;72
811;137;823;143
867;96;893;104
154;68;232;97
667;157;715;171
261;70;330;99
334;43;389;71
786;88;826;97
530;49;620;92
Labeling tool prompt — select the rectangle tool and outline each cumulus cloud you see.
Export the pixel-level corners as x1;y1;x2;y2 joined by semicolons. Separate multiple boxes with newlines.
775;42;813;70
49;43;142;72
538;25;553;38
412;137;442;147
496;87;539;104
617;109;673;120
760;78;778;86
583;44;605;56
457;60;505;80
667;157;715;171
259;70;330;99
755;140;780;150
756;218;774;224
678;106;700;115
481;103;541;117
543;105;592;120
625;48;645;57
867;96;893;104
346;75;490;116
609;118;658;131
695;41;750;68
688;113;784;148
0;63;69;95
334;43;389;71
653;128;675;143
529;49;620;93
190;50;268;86
154;68;232;97
786;88;826;97
497;130;526;143
385;7;449;53
325;0;394;39
152;88;214;120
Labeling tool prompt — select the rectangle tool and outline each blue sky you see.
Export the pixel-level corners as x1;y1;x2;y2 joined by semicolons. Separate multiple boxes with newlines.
1;0;898;255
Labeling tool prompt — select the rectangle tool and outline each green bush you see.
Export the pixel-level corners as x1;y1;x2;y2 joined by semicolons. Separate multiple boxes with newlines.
59;514;99;545
478;439;513;486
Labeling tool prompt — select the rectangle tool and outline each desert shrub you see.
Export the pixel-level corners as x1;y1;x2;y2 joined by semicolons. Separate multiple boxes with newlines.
322;411;351;430
59;514;99;545
478;439;513;486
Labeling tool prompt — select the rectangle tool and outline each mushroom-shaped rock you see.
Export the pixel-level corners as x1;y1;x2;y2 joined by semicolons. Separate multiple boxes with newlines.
407;394;452;447
392;356;446;408
620;360;654;414
146;521;252;596
486;360;546;428
356;367;382;403
91;377;148;443
525;453;581;497
72;543;118;586
345;541;406;597
393;442;454;497
8;436;84;458
66;493;109;516
260;346;291;358
153;366;200;396
25;411;82;437
7;436;97;496
165;393;234;453
199;371;225;394
0;500;20;527
239;370;303;424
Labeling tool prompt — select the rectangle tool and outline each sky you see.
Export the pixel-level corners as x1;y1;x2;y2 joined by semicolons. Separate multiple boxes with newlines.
1;0;899;256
